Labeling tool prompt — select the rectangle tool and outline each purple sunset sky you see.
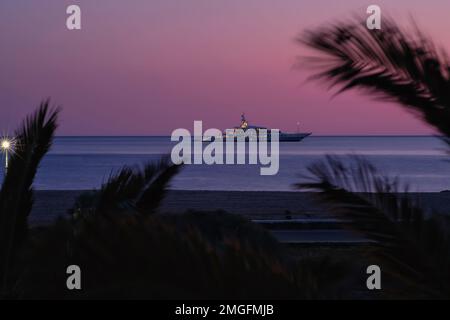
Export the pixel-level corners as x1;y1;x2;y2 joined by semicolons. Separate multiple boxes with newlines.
1;0;450;135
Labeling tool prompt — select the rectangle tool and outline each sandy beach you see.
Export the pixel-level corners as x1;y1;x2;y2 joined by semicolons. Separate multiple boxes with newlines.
32;190;450;225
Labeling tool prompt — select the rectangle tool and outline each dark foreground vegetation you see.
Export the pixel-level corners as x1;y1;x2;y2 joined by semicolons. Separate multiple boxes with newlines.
2;14;450;299
0;101;350;299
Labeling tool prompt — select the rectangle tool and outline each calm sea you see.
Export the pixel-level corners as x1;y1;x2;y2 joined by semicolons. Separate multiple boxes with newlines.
1;136;450;192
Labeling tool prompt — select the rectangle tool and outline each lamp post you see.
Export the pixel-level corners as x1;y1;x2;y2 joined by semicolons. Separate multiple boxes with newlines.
1;139;12;174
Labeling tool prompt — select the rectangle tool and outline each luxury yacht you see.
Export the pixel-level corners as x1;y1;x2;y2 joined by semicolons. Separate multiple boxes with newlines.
222;114;311;142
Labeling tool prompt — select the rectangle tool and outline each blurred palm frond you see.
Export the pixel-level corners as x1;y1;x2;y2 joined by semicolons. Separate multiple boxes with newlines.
0;99;59;295
296;155;450;298
95;156;182;216
299;17;450;137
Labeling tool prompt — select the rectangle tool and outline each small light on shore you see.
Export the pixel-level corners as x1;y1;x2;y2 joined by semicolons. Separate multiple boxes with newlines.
1;137;15;173
1;140;11;150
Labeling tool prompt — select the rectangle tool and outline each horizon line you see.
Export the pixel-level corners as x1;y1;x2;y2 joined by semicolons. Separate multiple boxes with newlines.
52;134;443;138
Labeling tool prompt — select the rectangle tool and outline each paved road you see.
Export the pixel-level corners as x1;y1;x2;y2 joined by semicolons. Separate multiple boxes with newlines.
270;230;371;244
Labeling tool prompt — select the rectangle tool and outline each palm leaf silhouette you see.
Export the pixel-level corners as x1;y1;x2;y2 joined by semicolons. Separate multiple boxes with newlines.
296;156;450;298
95;156;182;216
298;15;450;298
135;158;182;214
0;99;60;295
300;17;450;137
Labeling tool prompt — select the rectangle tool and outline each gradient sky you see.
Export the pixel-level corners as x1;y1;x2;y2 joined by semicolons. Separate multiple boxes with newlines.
1;0;450;135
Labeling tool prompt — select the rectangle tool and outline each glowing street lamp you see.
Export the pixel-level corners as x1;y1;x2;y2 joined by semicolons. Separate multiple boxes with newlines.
1;138;12;173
